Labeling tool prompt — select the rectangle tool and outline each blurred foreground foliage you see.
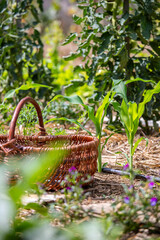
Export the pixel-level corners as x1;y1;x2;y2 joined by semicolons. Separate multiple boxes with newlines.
0;148;124;240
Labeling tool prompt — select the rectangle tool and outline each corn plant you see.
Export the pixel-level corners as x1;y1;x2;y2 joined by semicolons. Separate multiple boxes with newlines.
45;92;115;172
113;81;160;180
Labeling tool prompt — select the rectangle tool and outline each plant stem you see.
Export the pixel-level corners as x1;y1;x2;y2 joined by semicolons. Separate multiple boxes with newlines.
98;143;102;172
129;140;134;182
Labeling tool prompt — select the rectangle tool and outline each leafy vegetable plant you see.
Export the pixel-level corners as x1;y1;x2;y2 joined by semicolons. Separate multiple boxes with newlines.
45;92;115;172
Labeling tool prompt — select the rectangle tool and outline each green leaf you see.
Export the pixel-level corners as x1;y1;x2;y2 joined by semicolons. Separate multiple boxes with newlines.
101;133;114;151
37;0;43;11
73;15;83;25
115;151;129;162
83;105;98;129
30;5;40;22
102;162;108;168
45;117;92;136
25;203;48;216
18;83;52;91
64;51;81;61
48;94;97;136
141;14;152;40
49;95;84;105
132;137;148;155
98;33;111;54
3;84;52;103
112;80;128;104
125;78;155;85
3;90;15;103
96;91;111;124
79;32;94;48
150;40;160;56
120;100;130;136
0;0;7;14
115;42;125;56
62;33;78;46
112;101;121;113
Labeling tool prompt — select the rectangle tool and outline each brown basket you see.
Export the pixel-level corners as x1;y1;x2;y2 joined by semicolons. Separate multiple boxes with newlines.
0;97;99;190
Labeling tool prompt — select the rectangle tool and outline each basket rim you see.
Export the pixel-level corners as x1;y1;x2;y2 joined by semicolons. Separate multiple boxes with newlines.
0;134;99;153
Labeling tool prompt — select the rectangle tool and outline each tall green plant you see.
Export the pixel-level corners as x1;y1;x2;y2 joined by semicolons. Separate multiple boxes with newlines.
63;0;160;132
113;81;160;180
45;92;115;172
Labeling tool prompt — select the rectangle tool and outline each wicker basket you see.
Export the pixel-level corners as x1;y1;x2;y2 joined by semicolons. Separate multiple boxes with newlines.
0;97;99;190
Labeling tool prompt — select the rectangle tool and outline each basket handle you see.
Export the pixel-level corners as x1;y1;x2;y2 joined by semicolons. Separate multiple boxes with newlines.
8;96;46;140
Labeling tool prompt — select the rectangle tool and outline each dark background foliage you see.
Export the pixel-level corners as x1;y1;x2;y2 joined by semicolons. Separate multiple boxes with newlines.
63;0;160;133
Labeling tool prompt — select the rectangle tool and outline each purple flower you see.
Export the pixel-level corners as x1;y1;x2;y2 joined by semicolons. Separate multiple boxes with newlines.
146;175;152;181
66;186;72;191
68;166;77;173
148;182;155;189
150;197;158;206
124;196;130;204
123;163;129;171
129;185;134;190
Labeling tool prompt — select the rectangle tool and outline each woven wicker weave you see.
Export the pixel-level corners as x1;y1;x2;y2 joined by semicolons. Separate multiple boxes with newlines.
0;97;99;190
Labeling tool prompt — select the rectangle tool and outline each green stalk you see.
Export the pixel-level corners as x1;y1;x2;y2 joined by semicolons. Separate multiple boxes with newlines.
98;143;102;172
129;139;134;182
96;127;102;173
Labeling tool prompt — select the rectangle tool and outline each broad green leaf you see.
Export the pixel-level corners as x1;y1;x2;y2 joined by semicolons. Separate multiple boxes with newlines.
9;147;66;202
48;95;97;135
18;83;52;91
138;102;145;119
101;92;115;128
24;203;48;216
152;81;160;94
3;89;15;103
3;84;52;103
119;47;128;69
49;95;84;105
142;90;155;105
112;101;121;113
96;92;111;124
98;33;111;54
120;100;130;138
83;105;99;131
62;32;78;46
112;80;128;104
141;14;152;40
45;117;92;136
128;102;138;122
